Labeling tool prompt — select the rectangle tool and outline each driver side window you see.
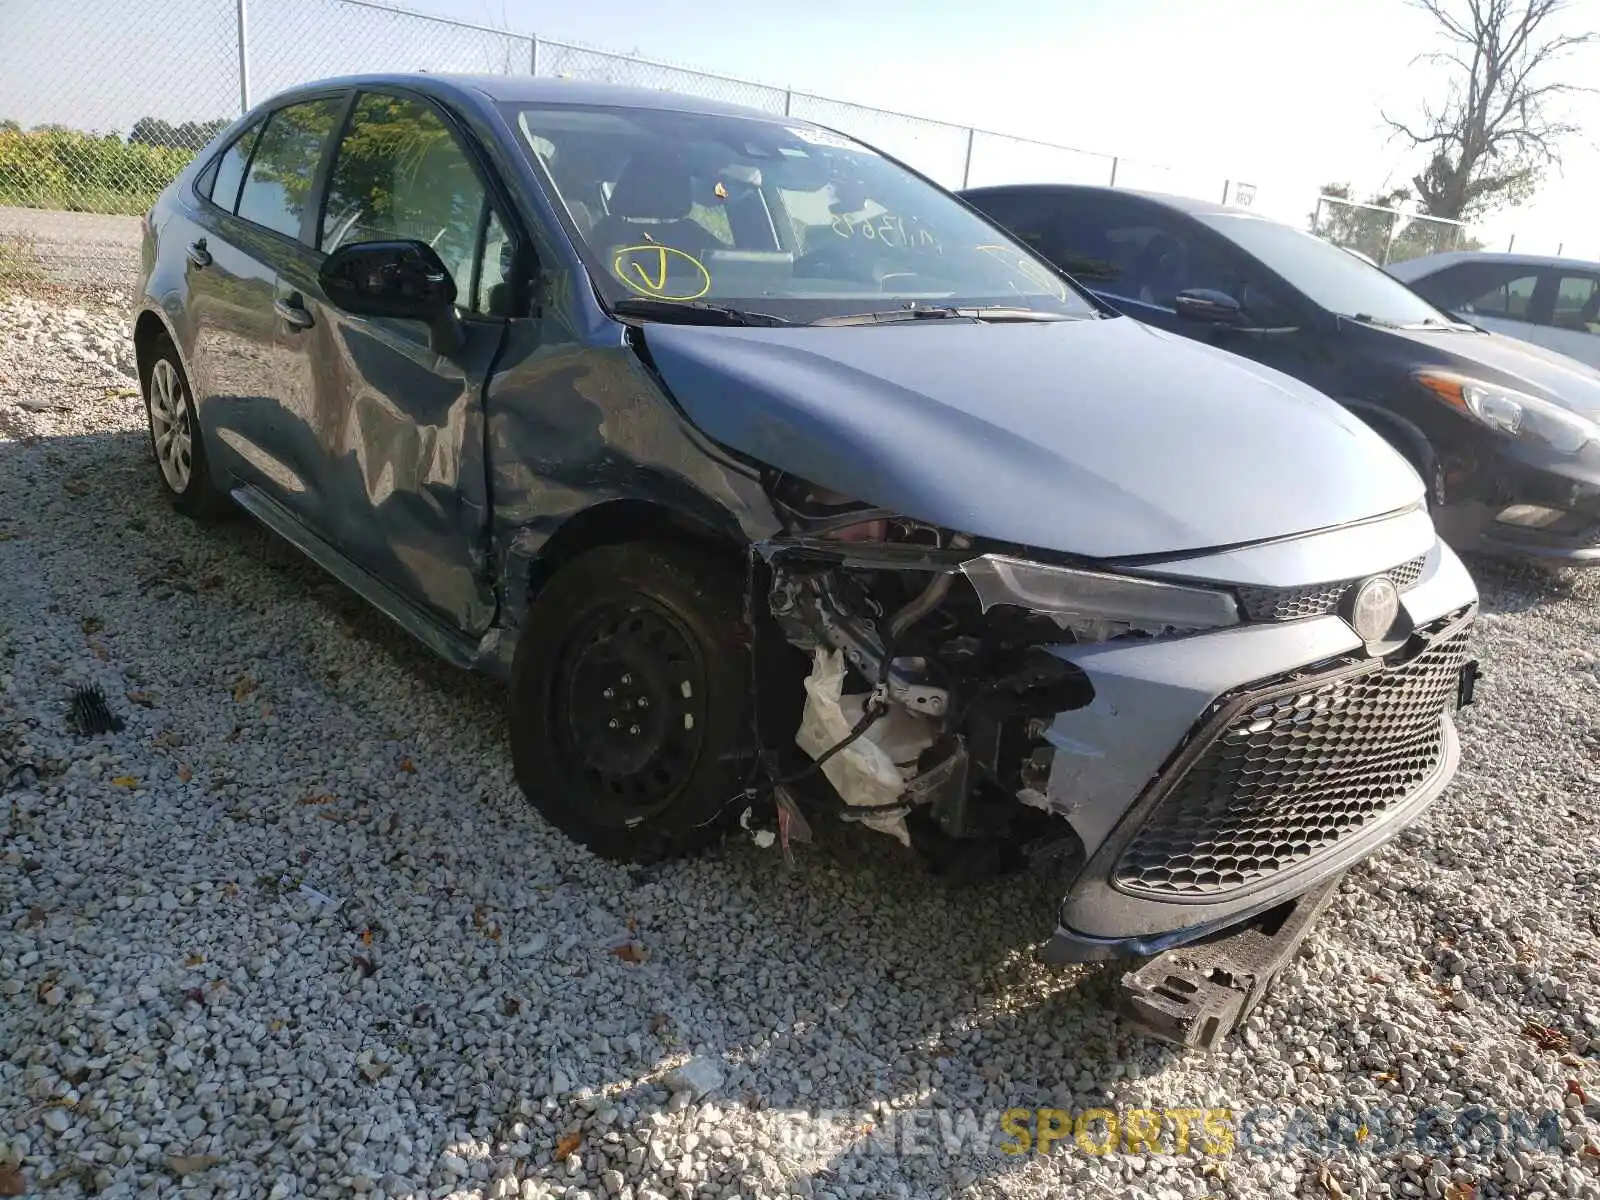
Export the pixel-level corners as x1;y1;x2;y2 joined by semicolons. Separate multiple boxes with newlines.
1077;208;1289;324
319;93;497;313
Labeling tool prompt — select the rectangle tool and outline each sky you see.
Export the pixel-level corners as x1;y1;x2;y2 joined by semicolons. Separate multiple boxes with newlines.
402;0;1600;255
4;0;1596;255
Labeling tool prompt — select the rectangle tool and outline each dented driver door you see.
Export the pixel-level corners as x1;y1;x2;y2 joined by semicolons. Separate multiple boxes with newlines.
276;90;508;635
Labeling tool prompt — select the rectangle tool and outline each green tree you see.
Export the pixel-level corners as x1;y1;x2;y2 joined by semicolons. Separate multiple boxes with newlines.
129;116;230;151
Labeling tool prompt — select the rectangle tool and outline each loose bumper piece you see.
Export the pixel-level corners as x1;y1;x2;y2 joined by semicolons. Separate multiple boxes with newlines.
1117;875;1342;1051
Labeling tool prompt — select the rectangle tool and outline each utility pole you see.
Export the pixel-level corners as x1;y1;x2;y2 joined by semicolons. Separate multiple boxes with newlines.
236;0;251;114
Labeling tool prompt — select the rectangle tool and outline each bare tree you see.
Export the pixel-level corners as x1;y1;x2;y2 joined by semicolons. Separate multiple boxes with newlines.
1384;0;1596;219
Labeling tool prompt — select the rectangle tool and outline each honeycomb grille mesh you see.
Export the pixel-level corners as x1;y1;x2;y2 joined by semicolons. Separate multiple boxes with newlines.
1113;611;1472;899
1235;554;1428;623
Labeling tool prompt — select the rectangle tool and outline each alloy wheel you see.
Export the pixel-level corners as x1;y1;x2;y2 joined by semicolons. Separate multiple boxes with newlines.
148;358;193;494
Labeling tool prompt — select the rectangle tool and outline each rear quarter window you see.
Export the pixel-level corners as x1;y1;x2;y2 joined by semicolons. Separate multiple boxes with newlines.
205;123;259;212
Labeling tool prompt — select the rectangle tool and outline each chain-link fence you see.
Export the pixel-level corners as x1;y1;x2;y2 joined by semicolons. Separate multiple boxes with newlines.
1309;194;1478;266
0;0;1568;299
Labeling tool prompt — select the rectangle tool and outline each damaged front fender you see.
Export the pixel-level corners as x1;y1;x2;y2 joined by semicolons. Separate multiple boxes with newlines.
759;531;1097;858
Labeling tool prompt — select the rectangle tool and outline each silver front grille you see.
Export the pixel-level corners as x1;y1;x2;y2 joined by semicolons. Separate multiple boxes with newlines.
1234;554;1428;623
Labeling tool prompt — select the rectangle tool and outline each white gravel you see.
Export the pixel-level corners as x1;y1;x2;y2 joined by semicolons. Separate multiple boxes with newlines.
2;288;1599;1200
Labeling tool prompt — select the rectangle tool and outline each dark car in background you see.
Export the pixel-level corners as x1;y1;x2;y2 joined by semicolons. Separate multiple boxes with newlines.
962;184;1600;565
133;75;1480;981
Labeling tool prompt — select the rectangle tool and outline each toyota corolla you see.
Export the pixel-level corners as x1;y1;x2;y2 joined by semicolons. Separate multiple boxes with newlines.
132;74;1480;988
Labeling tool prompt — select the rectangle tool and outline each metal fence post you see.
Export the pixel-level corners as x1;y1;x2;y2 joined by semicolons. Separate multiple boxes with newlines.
783;89;793;116
529;34;539;76
236;0;251;114
1380;211;1400;265
960;128;975;189
1108;157;1119;187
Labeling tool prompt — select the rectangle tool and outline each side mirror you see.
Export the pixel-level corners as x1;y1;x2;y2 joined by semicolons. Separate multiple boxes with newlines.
1173;288;1244;325
318;240;464;355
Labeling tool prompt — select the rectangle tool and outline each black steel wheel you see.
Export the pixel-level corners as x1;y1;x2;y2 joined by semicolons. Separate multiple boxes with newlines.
509;542;751;862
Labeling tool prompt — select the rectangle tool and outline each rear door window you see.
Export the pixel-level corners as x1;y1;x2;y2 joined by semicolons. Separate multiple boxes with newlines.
1551;272;1600;333
234;98;344;241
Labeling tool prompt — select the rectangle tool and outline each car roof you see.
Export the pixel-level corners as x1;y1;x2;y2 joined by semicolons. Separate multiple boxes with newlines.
1387;249;1600;274
262;72;789;122
959;182;1253;218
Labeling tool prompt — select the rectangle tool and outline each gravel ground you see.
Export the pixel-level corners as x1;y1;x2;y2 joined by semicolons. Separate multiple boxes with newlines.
0;210;143;294
1;288;1598;1200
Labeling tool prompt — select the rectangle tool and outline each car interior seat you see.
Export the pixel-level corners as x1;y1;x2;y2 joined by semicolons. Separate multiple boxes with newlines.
586;149;724;256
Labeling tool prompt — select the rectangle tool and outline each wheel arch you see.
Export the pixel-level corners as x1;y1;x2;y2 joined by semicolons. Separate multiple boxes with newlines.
503;493;751;628
132;306;183;391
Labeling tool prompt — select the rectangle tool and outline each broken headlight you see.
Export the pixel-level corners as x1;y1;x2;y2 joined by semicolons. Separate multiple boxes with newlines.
960;554;1240;642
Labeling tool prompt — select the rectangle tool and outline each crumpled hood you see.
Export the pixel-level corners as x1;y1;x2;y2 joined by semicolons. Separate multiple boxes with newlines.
1373;323;1600;419
642;316;1424;559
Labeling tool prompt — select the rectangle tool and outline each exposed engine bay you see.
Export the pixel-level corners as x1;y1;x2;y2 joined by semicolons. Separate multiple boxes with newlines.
752;475;1106;872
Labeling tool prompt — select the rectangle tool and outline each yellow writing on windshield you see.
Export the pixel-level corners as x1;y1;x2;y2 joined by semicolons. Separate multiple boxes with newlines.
831;211;939;250
611;245;712;301
975;244;1069;300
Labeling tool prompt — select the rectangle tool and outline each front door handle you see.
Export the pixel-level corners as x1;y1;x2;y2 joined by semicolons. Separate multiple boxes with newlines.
274;294;314;331
186;239;212;269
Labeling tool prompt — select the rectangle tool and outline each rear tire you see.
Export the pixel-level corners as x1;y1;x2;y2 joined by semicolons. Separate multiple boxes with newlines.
508;542;753;863
142;337;230;518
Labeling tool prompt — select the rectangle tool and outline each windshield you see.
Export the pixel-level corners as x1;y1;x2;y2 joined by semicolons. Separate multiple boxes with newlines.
1199;213;1455;327
510;103;1097;323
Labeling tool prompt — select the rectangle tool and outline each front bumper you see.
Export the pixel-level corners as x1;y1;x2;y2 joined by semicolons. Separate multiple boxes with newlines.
1432;446;1600;566
1034;534;1479;962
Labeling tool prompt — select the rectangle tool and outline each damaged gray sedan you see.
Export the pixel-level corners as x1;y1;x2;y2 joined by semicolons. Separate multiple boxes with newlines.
133;74;1480;1002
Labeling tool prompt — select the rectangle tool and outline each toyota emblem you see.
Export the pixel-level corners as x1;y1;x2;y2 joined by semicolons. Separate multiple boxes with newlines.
1349;576;1400;642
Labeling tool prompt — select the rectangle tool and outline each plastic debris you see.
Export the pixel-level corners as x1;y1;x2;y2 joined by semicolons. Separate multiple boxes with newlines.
277;874;339;910
774;785;812;866
69;683;123;735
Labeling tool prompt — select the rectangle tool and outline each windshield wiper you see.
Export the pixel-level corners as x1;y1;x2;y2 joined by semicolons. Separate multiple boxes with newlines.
1348;311;1477;333
610;298;792;327
809;305;1074;327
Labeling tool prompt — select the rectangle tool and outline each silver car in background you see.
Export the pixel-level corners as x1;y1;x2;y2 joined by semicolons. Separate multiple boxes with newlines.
1391;251;1600;371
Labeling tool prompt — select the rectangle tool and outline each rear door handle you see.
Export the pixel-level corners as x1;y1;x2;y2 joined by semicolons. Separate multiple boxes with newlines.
274;294;314;331
186;239;212;269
